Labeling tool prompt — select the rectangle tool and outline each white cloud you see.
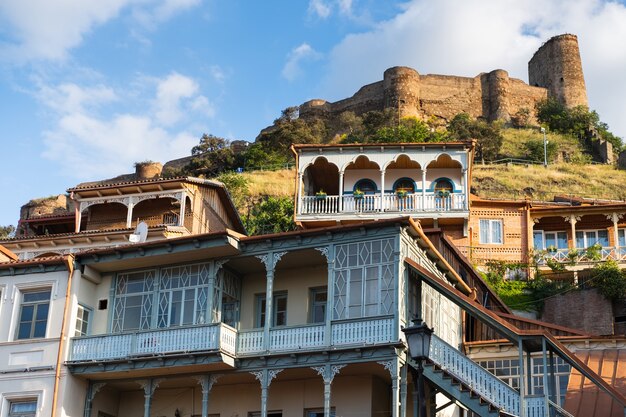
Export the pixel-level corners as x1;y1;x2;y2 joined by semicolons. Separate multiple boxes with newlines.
308;0;332;19
319;0;626;140
282;43;322;82
38;73;213;179
337;0;353;16
210;65;227;83
0;0;201;62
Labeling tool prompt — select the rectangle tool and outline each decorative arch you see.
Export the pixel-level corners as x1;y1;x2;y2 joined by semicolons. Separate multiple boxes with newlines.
343;155;381;172
428;177;457;193
425;153;463;169
384;154;421;170
302;157;339;196
302;156;340;173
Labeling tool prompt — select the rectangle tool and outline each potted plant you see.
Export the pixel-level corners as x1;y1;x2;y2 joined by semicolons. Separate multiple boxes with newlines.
353;189;364;199
396;188;409;198
315;190;327;200
437;189;451;198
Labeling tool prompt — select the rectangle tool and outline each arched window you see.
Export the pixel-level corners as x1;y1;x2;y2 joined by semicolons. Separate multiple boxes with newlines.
392;177;416;193
354;179;377;194
433;178;454;193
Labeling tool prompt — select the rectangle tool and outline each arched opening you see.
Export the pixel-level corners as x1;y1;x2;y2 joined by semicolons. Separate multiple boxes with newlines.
392;177;416;194
302;157;340;196
386;154;421;193
132;196;183;227
434;178;454;193
83;202;128;231
354;178;378;194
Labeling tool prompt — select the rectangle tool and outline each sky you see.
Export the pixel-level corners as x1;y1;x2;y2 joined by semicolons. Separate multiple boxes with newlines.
1;0;626;227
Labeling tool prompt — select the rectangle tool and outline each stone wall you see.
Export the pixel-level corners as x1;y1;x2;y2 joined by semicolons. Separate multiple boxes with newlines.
300;34;585;126
542;288;614;335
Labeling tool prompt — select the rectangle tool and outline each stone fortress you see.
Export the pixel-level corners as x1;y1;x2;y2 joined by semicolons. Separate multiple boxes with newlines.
299;34;588;125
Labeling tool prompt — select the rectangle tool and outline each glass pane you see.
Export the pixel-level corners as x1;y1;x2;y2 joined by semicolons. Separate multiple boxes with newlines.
586;231;597;246
23;290;50;302
619;229;626;247
17;323;32;339
557;232;568;249
20;305;34;322
598;230;609;247
575;231;585;248
33;320;47;338
10;401;37;413
35;303;49;320
492;221;503;243
533;231;544;249
480;220;489;243
545;232;556;248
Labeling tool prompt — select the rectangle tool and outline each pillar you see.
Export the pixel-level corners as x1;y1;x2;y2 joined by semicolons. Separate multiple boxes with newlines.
609;212;622;256
195;375;220;417
379;359;401;417
541;339;551;416
518;340;526;417
316;246;334;346
338;171;344;212
421;170;427;211
251;369;283;417
380;170;386;212
400;365;408;417
462;168;468;210
83;382;105;417
75;201;82;233
565;215;580;250
178;191;187;227
296;172;303;215
256;252;286;351
126;197;135;229
312;364;345;417
138;379;163;417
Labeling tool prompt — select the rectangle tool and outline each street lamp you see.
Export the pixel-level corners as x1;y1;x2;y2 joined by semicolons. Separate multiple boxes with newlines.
402;319;433;417
541;127;548;168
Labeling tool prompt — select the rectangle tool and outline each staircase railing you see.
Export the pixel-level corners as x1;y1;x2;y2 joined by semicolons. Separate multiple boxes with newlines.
429;334;520;415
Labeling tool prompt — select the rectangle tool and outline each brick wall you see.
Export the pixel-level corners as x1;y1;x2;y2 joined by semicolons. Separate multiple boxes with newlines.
542;289;614;335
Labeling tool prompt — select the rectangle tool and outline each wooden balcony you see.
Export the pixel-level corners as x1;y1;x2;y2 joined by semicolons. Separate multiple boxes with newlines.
68;316;395;363
297;193;468;220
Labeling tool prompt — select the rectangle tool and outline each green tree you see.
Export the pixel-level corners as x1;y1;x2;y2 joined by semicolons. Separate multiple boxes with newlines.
591;261;626;301
0;225;15;239
524;139;558;163
448;113;504;163
244;196;296;235
215;172;249;213
183;134;235;177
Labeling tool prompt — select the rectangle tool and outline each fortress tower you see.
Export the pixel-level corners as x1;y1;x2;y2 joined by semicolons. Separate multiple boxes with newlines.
528;34;588;108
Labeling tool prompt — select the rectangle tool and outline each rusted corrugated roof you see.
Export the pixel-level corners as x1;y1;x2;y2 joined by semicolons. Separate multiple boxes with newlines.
565;349;626;417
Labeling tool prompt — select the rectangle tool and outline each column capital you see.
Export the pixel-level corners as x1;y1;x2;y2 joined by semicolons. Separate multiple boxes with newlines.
257;252;287;272
312;364;346;384
315;247;332;263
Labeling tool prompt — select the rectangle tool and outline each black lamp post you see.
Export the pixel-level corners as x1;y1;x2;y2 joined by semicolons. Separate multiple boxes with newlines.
402;318;433;417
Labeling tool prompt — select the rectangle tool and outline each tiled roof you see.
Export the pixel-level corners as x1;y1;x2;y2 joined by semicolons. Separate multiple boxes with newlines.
67;176;212;191
565;348;626;417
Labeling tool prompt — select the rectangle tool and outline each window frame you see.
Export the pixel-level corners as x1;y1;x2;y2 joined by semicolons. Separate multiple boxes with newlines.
353;179;377;195
304;408;335;417
309;287;328;324
533;230;568;250
74;304;92;337
255;292;288;328
1;392;41;417
479;219;504;245
15;288;51;340
575;229;609;249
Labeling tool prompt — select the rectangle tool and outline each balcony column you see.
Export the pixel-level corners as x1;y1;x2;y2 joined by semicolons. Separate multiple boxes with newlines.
195;375;220;417
564;215;580;250
379;359;401;417
609;212;622;255
316;246;334;346
312;364;346;417
125;197;135;229
541;339;551;416
178;191;187;227
83;382;105;417
421;169;427;211
75;200;83;233
251;369;283;417
257;252;287;351
296;172;303;215
338;171;344;212
380;170;386;212
462;168;468;210
518;340;527;417
138;379;163;417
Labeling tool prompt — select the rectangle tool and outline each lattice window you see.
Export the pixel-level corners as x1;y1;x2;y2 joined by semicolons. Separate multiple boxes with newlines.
112;270;155;332
333;238;396;319
157;264;211;328
212;268;241;327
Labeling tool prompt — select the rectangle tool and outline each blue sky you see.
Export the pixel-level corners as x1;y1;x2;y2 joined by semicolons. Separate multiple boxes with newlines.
1;0;626;227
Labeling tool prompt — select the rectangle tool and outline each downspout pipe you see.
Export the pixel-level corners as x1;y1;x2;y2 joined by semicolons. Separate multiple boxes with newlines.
51;254;76;417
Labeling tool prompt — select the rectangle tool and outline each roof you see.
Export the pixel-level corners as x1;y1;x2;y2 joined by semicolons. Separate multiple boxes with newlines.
67;175;221;192
565;348;626;417
291;141;474;152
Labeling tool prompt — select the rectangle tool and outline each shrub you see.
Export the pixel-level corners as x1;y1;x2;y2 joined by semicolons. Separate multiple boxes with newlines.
591;261;626;301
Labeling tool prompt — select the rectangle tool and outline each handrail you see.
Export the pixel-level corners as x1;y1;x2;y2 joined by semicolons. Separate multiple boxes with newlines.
548;399;574;417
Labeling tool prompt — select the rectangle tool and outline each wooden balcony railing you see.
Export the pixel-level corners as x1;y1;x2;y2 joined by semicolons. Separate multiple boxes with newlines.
69;316;395;363
298;194;467;216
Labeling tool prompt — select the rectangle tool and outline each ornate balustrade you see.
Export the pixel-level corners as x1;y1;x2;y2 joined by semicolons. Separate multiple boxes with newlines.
429;334;520;415
269;323;325;351
69;323;233;361
524;396;546;417
298;194;467;216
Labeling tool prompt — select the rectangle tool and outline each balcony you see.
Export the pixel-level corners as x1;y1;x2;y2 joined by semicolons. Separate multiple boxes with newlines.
68;316;395;363
69;323;236;362
298;193;468;218
536;246;626;269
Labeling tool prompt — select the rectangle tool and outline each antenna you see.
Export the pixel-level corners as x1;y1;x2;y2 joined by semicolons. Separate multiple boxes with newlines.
129;222;149;243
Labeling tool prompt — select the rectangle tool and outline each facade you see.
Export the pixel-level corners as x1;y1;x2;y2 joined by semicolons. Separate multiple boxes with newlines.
3;172;244;261
292;143;473;230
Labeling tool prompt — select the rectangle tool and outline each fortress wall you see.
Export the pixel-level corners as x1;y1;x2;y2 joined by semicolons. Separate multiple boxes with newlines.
329;81;386;115
418;74;484;120
505;78;547;123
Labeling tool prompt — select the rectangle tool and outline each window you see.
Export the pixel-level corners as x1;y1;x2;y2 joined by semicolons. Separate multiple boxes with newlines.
392;177;415;193
433;178;454;192
619;229;626;247
533;231;568;250
256;293;287;327
8;400;37;417
479;219;503;244
74;305;91;336
17;289;51;340
353;179;377;194
575;229;609;249
309;287;327;323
